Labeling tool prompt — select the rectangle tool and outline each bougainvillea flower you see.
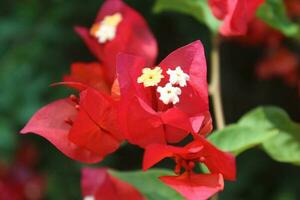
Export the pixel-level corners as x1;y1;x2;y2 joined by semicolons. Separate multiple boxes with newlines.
117;40;210;147
285;0;300;17
143;136;236;180
0;143;45;200
21;88;123;163
64;62;111;94
209;0;265;36
160;173;223;200
143;136;235;200
81;168;145;200
256;47;300;87
75;0;157;83
235;19;283;47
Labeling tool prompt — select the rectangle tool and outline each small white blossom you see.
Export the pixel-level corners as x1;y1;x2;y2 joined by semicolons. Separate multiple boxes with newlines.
96;25;116;43
157;83;182;105
83;196;95;200
90;13;122;44
167;66;190;87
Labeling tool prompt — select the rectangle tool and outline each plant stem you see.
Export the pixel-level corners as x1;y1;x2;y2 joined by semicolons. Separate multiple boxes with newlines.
209;36;224;200
209;36;225;130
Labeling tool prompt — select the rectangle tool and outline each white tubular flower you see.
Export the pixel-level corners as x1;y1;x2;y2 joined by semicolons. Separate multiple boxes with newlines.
167;66;190;87
157;83;182;105
96;25;116;43
83;196;95;200
90;13;122;44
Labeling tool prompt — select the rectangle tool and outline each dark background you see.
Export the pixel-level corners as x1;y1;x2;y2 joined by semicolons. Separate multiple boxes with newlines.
0;0;299;199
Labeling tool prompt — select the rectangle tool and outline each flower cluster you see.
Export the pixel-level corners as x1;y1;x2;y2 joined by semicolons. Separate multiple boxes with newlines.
208;0;265;36
21;0;236;199
233;0;300;96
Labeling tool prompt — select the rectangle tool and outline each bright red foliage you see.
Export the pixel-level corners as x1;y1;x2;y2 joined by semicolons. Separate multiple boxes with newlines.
81;168;145;200
64;62;110;94
75;0;157;83
160;173;223;200
117;41;210;147
21;88;123;163
256;47;300;87
143;135;236;200
209;0;265;36
0;142;45;200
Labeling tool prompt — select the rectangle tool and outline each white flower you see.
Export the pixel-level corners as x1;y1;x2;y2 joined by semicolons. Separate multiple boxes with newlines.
167;66;190;87
83;196;95;200
96;25;116;43
157;83;182;105
90;13;122;44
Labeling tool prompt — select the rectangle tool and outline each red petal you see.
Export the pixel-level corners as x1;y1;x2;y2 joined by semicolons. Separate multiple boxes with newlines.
20;99;103;163
63;62;111;93
116;53;166;147
220;0;265;36
51;81;89;91
119;96;165;147
81;167;145;200
208;0;228;19
69;89;123;157
76;0;157;83
74;26;103;62
160;173;224;200
195;137;236;181
256;47;299;87
158;41;209;116
116;53;152;106
143;143;175;171
161;108;196;143
198;112;213;136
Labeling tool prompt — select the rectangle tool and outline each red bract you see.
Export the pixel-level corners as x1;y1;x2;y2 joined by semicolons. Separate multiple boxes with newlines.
160;173;223;200
64;62;110;94
0;143;45;200
235;19;283;47
81;168;145;200
143;136;236;200
21;88;123;163
75;0;157;83
209;0;265;36
256;47;300;87
285;0;300;17
116;41;211;147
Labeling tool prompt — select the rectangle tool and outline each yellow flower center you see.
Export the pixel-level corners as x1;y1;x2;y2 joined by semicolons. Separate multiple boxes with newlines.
137;67;164;87
102;13;122;26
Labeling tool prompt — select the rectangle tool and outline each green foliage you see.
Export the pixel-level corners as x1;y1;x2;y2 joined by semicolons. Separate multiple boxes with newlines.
0;118;16;162
257;0;299;36
209;124;278;155
209;106;300;165
154;0;300;37
154;0;220;34
239;107;300;164
110;169;184;200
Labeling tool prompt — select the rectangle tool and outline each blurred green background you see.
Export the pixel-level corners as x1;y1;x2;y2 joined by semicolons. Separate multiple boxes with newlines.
0;0;300;199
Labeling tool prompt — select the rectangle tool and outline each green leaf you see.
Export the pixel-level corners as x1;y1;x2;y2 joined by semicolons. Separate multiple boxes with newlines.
257;0;299;36
0;118;17;162
154;0;220;34
208;106;300;165
239;107;300;164
208;124;278;155
110;169;184;200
